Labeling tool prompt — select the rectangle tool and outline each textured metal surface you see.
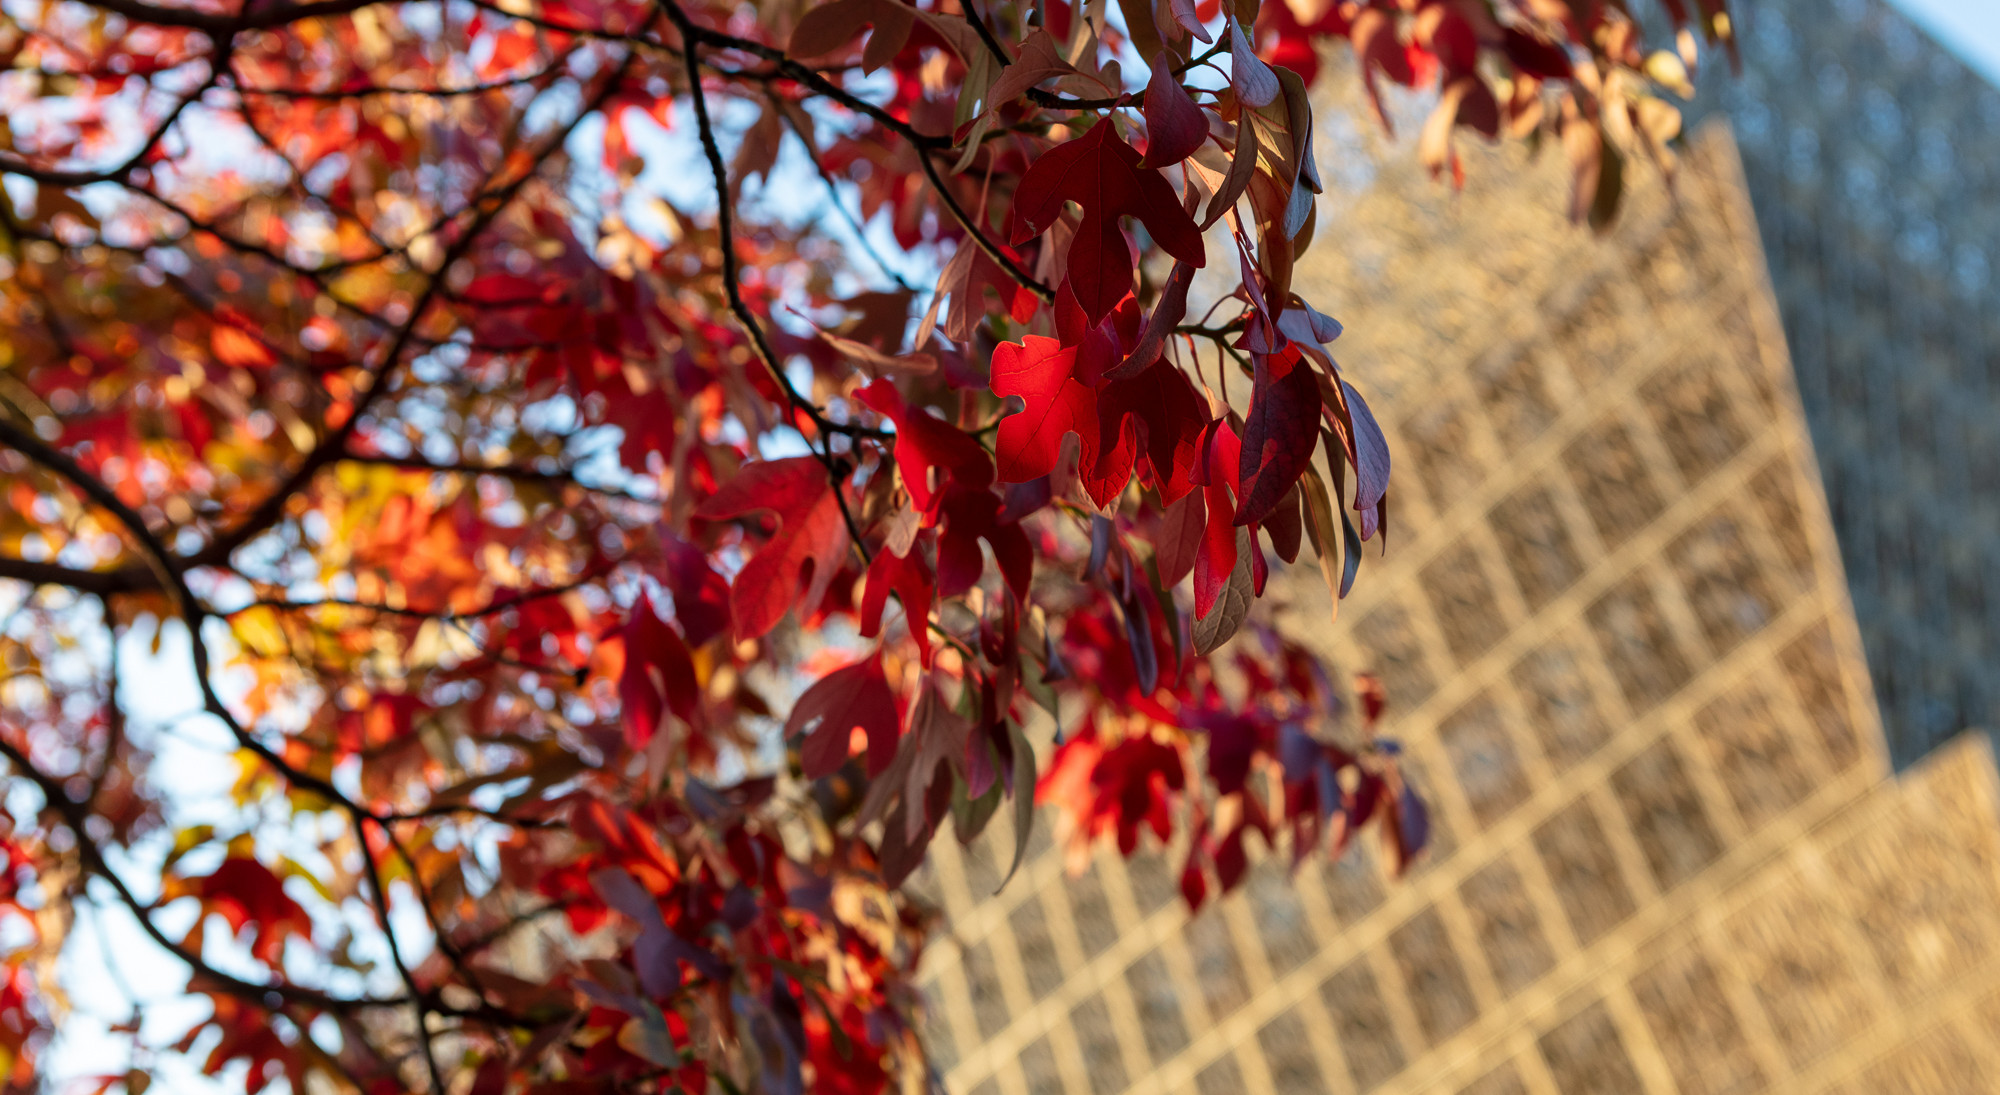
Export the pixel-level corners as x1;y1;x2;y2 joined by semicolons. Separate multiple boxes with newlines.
1694;0;2000;765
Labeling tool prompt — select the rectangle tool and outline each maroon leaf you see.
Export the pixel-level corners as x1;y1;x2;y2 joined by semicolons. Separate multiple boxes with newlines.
1180;846;1209;910
1139;52;1208;169
1229;17;1280;107
621;591;698;750
1096;358;1207;505
1235;346;1322;526
1012;119;1206;325
789;0;915;73
1264;482;1303;563
784;654;900;778
656;535;731;648
1503;26;1574;80
1107;259;1196;380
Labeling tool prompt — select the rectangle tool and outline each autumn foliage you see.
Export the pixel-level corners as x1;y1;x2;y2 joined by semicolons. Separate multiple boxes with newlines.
0;0;1727;1089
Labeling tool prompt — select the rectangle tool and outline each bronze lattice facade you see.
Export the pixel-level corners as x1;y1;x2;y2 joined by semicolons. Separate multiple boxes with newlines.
1690;0;2000;766
910;5;2000;1092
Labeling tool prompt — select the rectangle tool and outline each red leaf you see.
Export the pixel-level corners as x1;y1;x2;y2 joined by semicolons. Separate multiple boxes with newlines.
480;23;538;78
855;378;992;522
1056;280;1142;386
607;389;677;472
1214;823;1250;890
696;457;851;641
1139;52;1208;168
1234;345;1322;526
1091;735;1186;854
1357;673;1386;725
1037;730;1104;809
621;591;698;749
1097;359;1207;505
859;543;936;667
784;653;900;778
656;534;731;648
894;676;971;843
1419;74;1501;179
176;857;312;966
1351;7;1415;126
1193;423;1242;618
1109;260;1196;379
938;489;1033;600
1180;847;1209;911
1264;482;1304;563
1254;0;1350;86
1414;3;1479;77
991;336;1096;484
1011;120;1206;325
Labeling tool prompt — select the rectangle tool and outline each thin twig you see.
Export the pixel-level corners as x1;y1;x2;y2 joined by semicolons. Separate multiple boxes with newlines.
666;0;877;565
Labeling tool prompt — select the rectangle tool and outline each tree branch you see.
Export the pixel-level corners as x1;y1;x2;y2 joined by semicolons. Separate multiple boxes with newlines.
0;733;412;1015
0;555;159;596
665;0;878;566
350;810;446;1095
339;453;661;503
184;52;634;574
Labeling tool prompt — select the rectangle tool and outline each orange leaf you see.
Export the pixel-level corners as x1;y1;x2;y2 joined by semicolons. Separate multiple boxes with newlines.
210;326;276;370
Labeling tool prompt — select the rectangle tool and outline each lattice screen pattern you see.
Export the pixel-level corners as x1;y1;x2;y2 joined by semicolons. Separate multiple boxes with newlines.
908;113;2000;1095
1690;0;2000;766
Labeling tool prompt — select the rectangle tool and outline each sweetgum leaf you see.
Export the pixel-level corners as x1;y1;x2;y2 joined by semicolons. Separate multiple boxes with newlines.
656;535;731;648
789;0;915;73
784;654;900;778
991;336;1095;483
695;457;851;642
858;545;936;667
1011;120;1205;325
620;591;698;750
855;378;992;521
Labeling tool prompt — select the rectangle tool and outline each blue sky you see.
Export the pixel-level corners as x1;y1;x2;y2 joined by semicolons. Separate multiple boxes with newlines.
1893;0;2000;82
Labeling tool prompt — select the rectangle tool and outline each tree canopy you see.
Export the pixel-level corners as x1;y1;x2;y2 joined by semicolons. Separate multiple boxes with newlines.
0;0;1728;1090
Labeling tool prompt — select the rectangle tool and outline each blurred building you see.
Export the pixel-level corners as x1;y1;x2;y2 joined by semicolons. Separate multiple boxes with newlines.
1691;0;2000;766
908;1;2000;1092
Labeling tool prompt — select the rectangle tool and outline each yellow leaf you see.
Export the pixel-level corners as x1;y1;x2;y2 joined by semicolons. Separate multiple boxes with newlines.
163;824;216;871
233;606;289;658
1644;49;1694;99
